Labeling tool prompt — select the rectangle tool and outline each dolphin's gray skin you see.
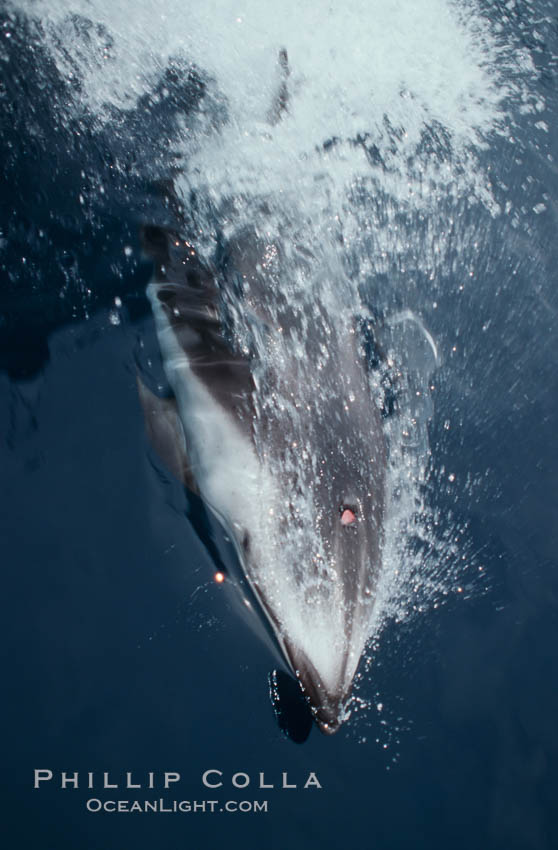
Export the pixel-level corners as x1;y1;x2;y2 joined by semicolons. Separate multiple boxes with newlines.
140;222;387;734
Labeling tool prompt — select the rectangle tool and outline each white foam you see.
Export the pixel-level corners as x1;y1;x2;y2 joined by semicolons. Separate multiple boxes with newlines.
24;0;521;206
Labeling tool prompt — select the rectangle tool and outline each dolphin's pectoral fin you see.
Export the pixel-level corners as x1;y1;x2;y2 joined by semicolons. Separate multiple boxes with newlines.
267;48;290;125
136;375;199;493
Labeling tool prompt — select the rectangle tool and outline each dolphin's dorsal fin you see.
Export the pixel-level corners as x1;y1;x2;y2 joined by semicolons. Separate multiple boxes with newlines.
136;375;199;493
268;48;290;125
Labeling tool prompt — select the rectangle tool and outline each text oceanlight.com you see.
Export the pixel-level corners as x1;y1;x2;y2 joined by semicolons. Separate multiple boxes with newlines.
86;798;269;813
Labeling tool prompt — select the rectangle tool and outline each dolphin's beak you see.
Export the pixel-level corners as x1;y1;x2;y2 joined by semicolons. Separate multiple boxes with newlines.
314;711;342;735
285;644;349;736
304;685;346;736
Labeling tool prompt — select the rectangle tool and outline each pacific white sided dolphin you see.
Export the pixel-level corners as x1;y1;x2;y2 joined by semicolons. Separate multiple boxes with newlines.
139;221;387;734
138;54;387;734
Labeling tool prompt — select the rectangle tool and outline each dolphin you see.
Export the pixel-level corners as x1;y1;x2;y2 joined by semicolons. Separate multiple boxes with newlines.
139;220;387;734
138;52;387;734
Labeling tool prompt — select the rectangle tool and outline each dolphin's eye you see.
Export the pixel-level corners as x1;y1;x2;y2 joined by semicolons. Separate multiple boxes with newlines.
242;532;251;552
340;507;357;526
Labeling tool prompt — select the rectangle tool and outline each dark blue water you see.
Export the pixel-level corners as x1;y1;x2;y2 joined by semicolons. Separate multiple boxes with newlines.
2;4;558;848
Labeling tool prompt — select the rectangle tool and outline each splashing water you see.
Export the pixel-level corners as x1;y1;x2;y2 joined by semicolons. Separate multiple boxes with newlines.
12;0;540;726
